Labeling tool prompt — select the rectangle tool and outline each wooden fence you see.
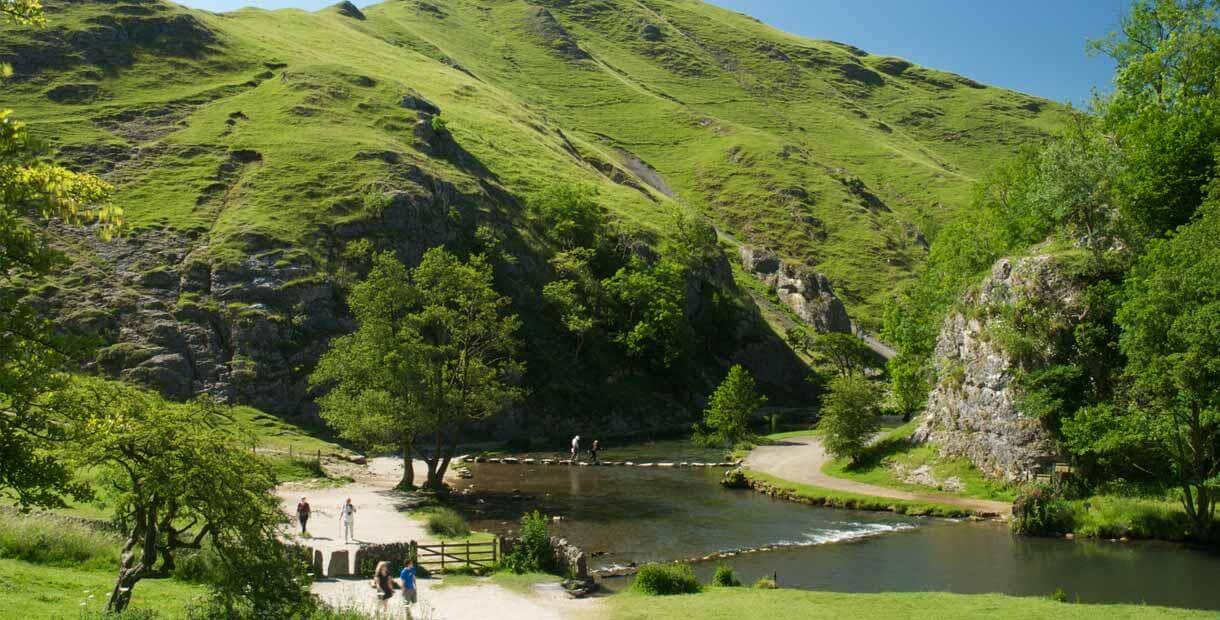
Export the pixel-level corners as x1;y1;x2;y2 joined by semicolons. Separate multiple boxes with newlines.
414;539;498;573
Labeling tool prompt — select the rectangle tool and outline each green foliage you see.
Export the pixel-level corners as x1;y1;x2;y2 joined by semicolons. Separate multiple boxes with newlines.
1011;485;1073;536
818;375;882;464
1112;200;1220;540
1049;588;1070;604
429;114;448;132
530;183;606;250
0;1;116;510
694;365;766;448
753;577;778;589
312;248;523;489
810;332;874;377
603;258;691;369
632;562;701;596
711;564;740;587
503;510;551;574
426;507;471;538
0;512;119;570
55;379;297;614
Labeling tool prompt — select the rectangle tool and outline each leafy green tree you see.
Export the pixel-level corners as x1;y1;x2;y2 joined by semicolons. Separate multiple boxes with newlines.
695;364;766;448
310;252;422;489
1;0;118;509
603;258;691;369
56;379;292;613
530;183;606;250
818;375;881;464
1092;0;1220;242
810;332;874;377
316;249;523;490
785;326;813;356
1112;202;1220;539
1031;114;1123;254
542;247;602;359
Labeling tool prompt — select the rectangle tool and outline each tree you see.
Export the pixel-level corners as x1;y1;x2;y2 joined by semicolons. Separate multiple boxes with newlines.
1;0;118;509
542;247;602;360
56;379;292;613
1113;201;1220;540
810;332;874;377
310;252;423;489
694;365;766;448
315;249;523;490
603;258;690;369
818;375;881;464
530;183;606;250
1031;114;1123;254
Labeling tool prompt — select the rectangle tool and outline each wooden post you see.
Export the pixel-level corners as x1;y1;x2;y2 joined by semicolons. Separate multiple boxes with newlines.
440;540;446;573
465;539;470;569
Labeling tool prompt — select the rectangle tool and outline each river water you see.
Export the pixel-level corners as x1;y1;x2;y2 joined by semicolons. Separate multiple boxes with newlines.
453;463;1220;610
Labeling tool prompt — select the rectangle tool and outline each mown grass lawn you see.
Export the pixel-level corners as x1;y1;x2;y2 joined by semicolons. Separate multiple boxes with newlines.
606;588;1216;620
0;558;207;619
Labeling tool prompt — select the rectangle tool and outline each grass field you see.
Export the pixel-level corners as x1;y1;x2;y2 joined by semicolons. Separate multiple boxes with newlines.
606;588;1217;620
743;470;976;518
0;558;207;618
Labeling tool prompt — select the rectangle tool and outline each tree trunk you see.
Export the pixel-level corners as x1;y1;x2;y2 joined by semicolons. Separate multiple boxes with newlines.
398;441;416;491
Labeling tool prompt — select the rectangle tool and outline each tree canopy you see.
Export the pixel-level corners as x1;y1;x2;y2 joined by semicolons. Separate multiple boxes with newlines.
695;364;766;448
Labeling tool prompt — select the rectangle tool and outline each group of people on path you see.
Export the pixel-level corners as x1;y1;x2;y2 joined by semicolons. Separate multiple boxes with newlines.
372;558;417;611
294;496;359;544
570;435;600;464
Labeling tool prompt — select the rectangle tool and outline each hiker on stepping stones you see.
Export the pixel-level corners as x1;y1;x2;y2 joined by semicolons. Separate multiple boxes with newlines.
570;435;580;463
339;497;357;543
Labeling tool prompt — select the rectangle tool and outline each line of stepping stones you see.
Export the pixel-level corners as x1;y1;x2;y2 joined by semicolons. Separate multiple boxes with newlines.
461;456;741;468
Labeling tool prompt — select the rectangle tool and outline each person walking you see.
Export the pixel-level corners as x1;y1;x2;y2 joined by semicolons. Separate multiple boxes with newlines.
371;561;394;611
589;439;600;465
397;558;417;606
296;496;311;534
339;498;356;543
570;435;580;464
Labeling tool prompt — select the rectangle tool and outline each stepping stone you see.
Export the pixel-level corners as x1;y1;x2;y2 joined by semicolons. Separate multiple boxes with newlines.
523;458;536;465
623;461;635;466
502;457;519;464
639;463;656;467
657;462;675;467
542;459;556;465
486;458;501;464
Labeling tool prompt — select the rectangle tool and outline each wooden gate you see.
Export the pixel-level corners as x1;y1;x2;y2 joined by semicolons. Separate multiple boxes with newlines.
414;538;498;573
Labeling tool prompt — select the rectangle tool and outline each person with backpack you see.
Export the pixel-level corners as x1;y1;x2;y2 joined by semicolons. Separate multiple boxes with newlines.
339;498;357;543
589;439;600;465
296;496;311;534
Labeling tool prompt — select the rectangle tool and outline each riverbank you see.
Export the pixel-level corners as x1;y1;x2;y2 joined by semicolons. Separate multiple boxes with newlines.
743;434;1011;518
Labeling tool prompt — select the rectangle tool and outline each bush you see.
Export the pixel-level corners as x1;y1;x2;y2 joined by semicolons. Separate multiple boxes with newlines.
503;510;551;574
818;375;882;464
173;542;224;584
426;507;471;538
711;564;740;587
753;577;778;589
720;468;748;489
632;563;701;595
1049;587;1070;603
0;512;119;569
1012;485;1073;536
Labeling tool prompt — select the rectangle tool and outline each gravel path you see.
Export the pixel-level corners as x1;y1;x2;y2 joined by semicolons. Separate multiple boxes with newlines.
743;435;1012;516
312;577;601;620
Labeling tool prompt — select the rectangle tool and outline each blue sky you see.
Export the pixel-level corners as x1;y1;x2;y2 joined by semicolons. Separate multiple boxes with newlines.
175;0;1127;104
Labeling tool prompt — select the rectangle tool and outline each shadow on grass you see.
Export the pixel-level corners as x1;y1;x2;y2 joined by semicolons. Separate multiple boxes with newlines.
840;436;911;473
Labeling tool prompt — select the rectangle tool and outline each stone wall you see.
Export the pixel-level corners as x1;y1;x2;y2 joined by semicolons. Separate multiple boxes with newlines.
499;536;588;579
913;255;1073;482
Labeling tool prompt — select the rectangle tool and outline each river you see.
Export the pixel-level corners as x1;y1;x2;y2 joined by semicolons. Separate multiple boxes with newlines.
452;463;1220;610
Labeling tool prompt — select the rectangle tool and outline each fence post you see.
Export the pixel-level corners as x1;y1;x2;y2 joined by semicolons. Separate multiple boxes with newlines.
440;540;445;573
465;539;470;569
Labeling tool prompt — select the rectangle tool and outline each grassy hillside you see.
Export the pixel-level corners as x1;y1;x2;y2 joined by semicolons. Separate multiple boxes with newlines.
0;0;1064;432
3;0;1063;325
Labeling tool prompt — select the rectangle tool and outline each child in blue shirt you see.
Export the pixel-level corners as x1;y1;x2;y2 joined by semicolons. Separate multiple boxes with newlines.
397;559;417;604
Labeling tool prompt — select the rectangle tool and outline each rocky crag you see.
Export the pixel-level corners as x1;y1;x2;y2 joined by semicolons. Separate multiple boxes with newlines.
914;254;1076;482
739;245;852;334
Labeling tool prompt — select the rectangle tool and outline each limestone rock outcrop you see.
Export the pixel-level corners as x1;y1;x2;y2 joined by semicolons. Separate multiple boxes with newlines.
739;245;851;333
914;254;1074;482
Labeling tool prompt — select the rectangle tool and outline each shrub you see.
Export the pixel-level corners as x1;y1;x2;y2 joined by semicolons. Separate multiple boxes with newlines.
503;510;551;574
0;513;119;569
1012;485;1073;536
430;115;448;132
720;468;748;489
426;507;471;538
753;577;778;589
1049;587;1070;603
632;563;701;595
173;542;224;584
818;375;882;464
711;564;740;587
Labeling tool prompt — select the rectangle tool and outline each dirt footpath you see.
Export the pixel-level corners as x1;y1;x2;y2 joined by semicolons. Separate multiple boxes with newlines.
312;577;602;620
744;435;1012;516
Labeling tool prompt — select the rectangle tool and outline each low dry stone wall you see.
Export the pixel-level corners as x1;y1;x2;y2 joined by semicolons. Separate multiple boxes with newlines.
462;456;740;468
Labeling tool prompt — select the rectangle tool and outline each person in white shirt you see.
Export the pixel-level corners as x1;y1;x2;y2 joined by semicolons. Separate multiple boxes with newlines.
339;498;356;543
570;435;580;463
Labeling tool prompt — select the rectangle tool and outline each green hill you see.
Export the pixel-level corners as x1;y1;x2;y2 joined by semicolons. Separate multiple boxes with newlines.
0;0;1064;435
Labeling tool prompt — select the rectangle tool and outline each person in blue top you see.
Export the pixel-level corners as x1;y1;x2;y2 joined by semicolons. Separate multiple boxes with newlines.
396;558;417;605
